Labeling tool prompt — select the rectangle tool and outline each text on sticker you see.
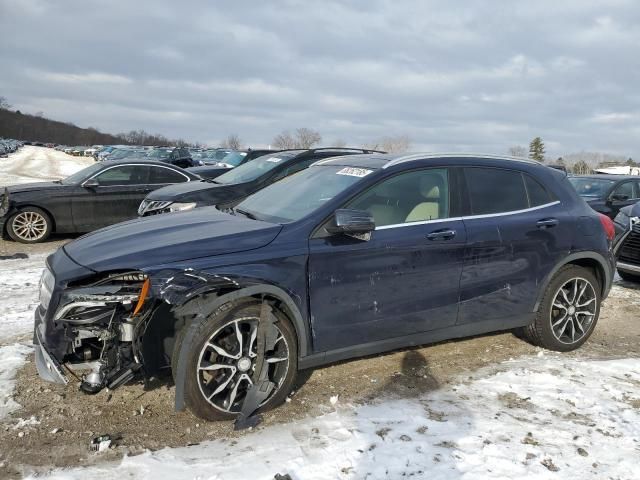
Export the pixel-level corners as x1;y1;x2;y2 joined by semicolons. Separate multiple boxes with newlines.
336;167;373;177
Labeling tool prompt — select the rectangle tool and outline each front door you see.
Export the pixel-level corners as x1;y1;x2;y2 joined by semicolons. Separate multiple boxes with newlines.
71;164;156;231
308;167;467;352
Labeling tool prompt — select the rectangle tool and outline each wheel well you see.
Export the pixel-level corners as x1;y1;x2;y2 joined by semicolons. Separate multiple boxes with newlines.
567;258;606;296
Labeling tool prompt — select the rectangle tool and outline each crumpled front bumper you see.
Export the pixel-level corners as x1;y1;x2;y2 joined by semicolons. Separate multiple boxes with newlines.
33;310;68;385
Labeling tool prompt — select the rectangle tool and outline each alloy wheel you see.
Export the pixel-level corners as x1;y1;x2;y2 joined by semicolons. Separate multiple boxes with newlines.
550;277;597;345
196;316;290;414
12;211;48;241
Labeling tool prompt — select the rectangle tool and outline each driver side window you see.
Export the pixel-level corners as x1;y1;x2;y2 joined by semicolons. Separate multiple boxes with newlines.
346;169;450;227
612;181;634;200
94;166;146;186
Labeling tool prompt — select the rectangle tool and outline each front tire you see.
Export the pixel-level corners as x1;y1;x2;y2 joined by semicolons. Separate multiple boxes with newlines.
181;301;298;421
520;265;601;352
7;207;52;243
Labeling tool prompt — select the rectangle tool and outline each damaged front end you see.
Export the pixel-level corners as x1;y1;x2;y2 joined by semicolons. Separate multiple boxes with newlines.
35;268;155;395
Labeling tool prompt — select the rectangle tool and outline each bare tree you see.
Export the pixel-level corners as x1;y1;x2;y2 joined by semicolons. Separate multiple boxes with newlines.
364;135;410;153
0;96;11;110
507;145;527;157
272;130;297;149
295;128;322;148
221;134;242;150
272;128;322;149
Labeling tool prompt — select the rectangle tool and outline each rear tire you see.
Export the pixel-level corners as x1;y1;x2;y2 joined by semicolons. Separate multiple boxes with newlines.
617;269;640;283
180;300;298;421
519;265;601;352
7;207;52;243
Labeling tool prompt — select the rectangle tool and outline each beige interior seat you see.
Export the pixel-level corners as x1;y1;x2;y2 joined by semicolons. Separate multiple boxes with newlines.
405;175;443;222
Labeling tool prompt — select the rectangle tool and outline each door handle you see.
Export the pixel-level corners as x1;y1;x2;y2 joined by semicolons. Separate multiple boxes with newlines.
536;218;558;229
426;229;456;240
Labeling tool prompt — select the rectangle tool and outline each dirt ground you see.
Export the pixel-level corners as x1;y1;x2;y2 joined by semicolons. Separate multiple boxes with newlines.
1;237;640;478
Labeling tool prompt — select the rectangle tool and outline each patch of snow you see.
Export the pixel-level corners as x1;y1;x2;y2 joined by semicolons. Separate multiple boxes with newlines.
0;343;32;420
0;253;49;342
0;146;93;187
31;356;640;480
12;415;40;429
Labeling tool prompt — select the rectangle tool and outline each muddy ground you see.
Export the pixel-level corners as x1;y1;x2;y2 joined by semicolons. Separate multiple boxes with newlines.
1;236;639;478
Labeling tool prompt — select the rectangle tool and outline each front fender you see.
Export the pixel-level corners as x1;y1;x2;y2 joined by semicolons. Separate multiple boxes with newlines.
148;271;310;412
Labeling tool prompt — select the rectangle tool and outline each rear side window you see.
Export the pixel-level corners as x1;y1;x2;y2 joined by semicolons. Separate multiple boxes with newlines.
524;174;553;206
149;166;188;184
464;168;528;215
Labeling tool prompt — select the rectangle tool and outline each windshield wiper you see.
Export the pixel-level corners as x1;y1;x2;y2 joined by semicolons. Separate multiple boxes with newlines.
234;208;258;220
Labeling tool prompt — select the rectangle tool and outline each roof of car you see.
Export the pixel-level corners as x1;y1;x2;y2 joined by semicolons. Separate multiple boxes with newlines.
314;152;543;170
99;159;191;170
570;174;638;181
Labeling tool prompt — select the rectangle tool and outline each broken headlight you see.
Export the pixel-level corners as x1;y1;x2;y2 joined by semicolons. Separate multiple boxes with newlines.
39;267;55;310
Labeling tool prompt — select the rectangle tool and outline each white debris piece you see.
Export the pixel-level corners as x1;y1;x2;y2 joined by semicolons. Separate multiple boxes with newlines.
329;395;339;405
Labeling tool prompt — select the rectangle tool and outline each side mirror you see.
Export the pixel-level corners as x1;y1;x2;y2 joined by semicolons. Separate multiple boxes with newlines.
611;193;629;202
82;178;99;188
327;209;375;239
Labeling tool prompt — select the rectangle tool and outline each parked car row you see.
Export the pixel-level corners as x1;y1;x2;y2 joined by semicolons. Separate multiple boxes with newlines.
0;138;23;157
16;150;618;424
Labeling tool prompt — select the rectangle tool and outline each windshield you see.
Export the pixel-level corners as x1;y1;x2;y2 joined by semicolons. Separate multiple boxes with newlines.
61;163;104;185
215;151;301;184
220;151;247;167
147;149;172;160
236;165;374;223
568;177;615;198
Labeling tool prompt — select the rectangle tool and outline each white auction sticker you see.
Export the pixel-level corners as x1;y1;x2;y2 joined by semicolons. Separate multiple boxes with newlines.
266;157;282;163
336;167;373;177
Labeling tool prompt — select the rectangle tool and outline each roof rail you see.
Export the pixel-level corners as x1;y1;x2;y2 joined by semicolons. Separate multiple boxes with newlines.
383;152;539;168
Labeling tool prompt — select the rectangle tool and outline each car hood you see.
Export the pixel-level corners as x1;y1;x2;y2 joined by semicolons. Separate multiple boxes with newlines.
144;180;240;203
6;181;64;194
63;207;282;271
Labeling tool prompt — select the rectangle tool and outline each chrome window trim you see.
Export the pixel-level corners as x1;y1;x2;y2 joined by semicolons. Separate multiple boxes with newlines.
88;163;192;186
382;152;539;169
374;201;560;231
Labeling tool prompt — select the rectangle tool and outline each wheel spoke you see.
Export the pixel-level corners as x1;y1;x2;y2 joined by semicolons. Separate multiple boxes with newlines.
234;320;243;357
576;298;595;308
266;356;288;363
209;342;239;359
571;280;579;303
553;302;568;311
209;372;235;399
559;288;571;305
199;363;234;371
227;374;251;408
552;311;568;327
248;325;257;358
575;310;595;317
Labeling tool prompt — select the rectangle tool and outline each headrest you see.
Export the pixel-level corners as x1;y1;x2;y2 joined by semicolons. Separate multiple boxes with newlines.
419;175;443;199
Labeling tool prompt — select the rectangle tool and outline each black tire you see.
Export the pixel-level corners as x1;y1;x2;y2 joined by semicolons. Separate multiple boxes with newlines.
7;207;52;243
519;265;601;352
617;269;640;283
181;300;298;421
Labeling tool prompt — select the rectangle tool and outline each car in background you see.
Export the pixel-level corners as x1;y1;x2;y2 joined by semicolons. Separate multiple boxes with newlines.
138;148;382;216
146;147;196;169
33;153;615;422
568;174;640;219
613;200;640;282
103;147;149;162
0;160;200;243
187;149;276;179
191;148;233;165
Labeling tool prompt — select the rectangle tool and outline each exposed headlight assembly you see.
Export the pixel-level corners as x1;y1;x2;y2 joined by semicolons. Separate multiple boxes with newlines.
168;202;197;213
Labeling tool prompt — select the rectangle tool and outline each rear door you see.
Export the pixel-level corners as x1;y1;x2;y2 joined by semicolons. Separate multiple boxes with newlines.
308;167;467;352
458;167;572;325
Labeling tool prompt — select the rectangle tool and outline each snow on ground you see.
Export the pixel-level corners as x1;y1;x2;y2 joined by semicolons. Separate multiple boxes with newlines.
0;146;93;187
0;253;49;420
32;355;640;480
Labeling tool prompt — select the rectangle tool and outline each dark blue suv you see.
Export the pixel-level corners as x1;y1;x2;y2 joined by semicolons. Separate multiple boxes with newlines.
33;153;615;422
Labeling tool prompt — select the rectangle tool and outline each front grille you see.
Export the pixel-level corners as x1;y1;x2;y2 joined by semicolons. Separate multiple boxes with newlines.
138;200;172;216
619;225;640;265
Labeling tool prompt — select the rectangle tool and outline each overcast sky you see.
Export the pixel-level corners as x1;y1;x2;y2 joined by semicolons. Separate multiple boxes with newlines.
1;0;639;157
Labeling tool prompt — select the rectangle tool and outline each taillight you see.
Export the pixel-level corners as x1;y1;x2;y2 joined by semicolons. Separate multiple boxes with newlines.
598;213;615;242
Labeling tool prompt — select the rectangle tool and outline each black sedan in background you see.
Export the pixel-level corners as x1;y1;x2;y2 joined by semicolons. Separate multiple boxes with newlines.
0;160;200;243
568;174;640;219
138;148;383;216
186;149;276;179
613;200;640;282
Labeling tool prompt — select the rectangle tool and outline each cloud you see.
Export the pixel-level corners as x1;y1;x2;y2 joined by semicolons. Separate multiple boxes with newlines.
0;0;638;157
